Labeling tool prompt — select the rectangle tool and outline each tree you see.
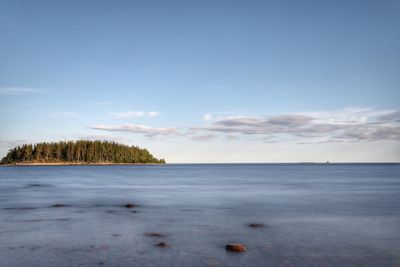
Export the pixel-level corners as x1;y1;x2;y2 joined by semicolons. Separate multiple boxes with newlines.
1;140;165;164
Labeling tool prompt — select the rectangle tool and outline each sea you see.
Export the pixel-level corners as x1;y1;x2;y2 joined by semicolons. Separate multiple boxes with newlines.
0;163;399;267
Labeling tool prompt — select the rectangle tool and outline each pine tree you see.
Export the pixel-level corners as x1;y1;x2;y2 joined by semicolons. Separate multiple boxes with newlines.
1;140;165;164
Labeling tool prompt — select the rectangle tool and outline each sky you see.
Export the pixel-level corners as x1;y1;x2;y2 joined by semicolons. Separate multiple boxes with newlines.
0;0;399;163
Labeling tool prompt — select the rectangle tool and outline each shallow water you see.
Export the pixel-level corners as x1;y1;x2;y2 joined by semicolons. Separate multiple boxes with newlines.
0;163;399;267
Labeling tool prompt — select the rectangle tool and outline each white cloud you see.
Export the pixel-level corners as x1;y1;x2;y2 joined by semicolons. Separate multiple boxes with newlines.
148;111;160;118
298;107;397;125
190;134;216;141
0;87;45;95
90;107;400;145
203;114;213;121
110;111;160;119
89;124;176;137
200;108;400;143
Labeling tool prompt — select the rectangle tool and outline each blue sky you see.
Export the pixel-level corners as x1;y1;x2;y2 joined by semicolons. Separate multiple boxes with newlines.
0;0;399;162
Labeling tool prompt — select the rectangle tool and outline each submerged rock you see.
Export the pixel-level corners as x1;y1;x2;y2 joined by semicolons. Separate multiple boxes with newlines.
106;210;116;214
4;207;36;210
125;203;136;208
55;218;70;221
225;243;247;252
155;241;168;248
248;223;265;228
145;232;165;238
27;184;42;187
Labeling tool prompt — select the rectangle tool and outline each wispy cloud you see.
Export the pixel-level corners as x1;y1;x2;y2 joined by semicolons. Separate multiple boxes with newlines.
89;108;400;144
148;111;160;118
0;87;45;95
190;134;216;141
89;124;176;137
200;108;400;143
110;111;160;119
203;114;213;121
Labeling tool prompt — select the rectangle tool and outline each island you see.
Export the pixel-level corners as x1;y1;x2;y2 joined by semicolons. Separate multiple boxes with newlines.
0;140;165;165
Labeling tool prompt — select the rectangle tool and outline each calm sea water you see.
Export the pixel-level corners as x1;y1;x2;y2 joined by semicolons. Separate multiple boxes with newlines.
0;164;399;267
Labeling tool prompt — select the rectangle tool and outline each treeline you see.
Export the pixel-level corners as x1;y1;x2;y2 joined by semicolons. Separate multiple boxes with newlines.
0;140;165;164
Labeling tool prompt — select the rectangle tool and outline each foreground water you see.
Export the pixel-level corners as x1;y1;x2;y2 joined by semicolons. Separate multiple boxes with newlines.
0;164;399;267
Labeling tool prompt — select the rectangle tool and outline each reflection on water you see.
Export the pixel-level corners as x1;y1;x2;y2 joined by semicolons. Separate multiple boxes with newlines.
0;164;399;266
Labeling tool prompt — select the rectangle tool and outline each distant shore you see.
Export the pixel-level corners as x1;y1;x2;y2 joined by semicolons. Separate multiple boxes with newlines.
0;162;165;166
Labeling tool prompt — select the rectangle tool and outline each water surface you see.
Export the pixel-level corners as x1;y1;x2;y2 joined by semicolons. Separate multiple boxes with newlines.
0;164;399;266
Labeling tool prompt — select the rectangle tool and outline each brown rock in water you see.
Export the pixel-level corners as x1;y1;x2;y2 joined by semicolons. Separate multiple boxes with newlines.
145;232;165;238
53;204;66;208
225;243;247;252
125;203;136;208
155;241;168;248
248;223;265;228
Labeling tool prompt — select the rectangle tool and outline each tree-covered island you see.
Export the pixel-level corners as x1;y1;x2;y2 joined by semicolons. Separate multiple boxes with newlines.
0;140;165;165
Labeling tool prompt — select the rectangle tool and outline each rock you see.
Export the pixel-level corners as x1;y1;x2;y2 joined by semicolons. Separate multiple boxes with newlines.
5;207;36;210
145;232;165;238
55;218;69;221
53;204;66;208
248;223;265;228
155;241;168;248
106;210;116;214
225;243;247;252
27;184;42;187
125;203;136;208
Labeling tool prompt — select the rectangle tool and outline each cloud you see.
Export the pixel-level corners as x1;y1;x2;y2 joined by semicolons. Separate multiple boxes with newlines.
89;124;176;137
110;111;160;119
148;111;160;118
300;107;393;125
378;110;400;122
267;114;313;126
203;114;213;121
0;87;45;95
89;107;400;144
190;134;216;141
200;108;400;143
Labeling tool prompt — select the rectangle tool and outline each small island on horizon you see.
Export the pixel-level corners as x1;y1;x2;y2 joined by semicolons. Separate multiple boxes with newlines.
0;140;166;165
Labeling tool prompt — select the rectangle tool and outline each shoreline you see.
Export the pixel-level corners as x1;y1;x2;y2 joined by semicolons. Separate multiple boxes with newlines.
0;162;165;166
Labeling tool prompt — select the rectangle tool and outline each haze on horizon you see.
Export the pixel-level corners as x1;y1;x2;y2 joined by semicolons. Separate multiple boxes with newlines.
0;0;399;163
